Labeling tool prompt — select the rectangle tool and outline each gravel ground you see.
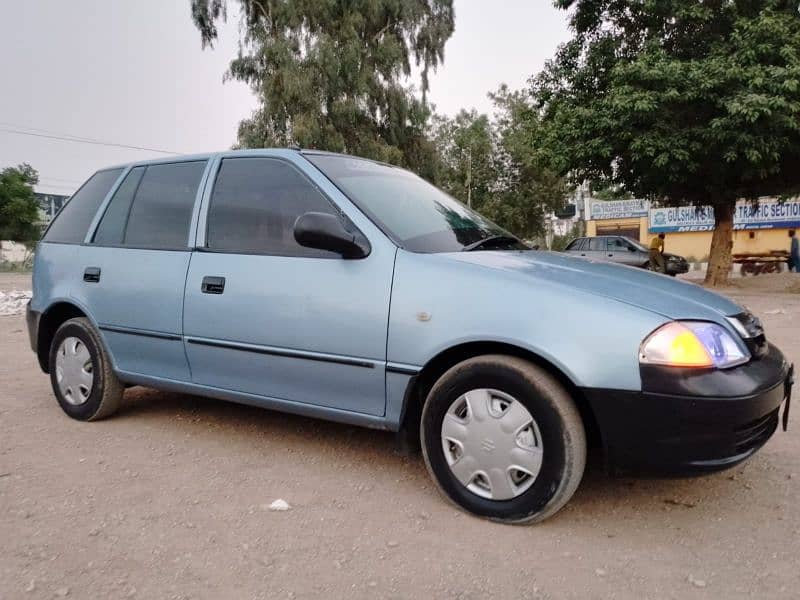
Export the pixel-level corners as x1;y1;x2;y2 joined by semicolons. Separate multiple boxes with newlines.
1;272;798;599
0;272;31;293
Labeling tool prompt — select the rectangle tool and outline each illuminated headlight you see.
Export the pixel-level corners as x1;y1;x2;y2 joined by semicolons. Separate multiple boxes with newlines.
639;321;750;369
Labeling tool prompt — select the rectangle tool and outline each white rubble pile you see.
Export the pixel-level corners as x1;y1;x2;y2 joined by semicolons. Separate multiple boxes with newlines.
0;290;32;316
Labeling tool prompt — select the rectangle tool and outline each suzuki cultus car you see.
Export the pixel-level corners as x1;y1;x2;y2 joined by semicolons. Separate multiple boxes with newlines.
27;149;793;523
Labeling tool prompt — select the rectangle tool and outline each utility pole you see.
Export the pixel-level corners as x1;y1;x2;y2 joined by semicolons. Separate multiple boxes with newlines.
466;148;472;208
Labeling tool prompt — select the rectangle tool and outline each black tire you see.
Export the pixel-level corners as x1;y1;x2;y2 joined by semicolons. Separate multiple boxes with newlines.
48;317;123;421
420;355;586;524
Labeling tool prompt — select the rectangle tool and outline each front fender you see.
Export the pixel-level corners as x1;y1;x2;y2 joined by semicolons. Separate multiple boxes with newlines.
387;250;669;392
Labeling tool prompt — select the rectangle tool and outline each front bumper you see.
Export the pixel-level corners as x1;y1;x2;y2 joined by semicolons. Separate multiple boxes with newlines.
584;343;792;475
665;260;690;275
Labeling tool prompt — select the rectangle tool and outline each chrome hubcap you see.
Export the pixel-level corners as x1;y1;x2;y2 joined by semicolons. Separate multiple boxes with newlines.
441;388;543;500
55;337;94;405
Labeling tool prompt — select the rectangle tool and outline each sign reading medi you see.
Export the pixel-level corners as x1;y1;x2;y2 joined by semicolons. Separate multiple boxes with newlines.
589;199;649;220
649;199;800;233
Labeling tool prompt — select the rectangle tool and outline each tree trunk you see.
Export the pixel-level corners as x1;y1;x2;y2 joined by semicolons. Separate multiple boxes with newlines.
704;202;735;287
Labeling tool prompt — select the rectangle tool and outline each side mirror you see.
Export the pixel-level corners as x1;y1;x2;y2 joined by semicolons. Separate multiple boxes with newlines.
294;212;369;259
628;246;636;252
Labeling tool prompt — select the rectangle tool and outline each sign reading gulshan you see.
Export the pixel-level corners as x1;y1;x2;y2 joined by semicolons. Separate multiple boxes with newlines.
649;199;800;233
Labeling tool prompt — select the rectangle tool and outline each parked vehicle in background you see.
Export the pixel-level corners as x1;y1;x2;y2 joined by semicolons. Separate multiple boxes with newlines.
564;235;689;276
26;149;791;524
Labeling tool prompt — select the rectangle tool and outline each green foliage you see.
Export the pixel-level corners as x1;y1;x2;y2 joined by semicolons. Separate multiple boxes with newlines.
532;0;800;283
0;163;40;243
431;109;495;210
486;86;570;239
535;0;800;206
430;96;569;239
591;183;633;201
550;221;585;252
191;0;454;178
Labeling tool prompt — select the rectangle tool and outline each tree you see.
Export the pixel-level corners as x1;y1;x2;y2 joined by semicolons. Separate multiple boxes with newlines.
430;96;569;240
0;163;40;244
431;109;496;210
531;1;800;285
487;85;569;240
190;0;454;178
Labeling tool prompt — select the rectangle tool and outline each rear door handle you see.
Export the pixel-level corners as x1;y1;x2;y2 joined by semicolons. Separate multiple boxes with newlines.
84;267;101;283
607;253;614;257
201;276;225;294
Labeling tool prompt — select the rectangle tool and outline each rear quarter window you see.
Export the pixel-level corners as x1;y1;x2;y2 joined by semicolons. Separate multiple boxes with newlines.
565;239;581;251
42;168;124;243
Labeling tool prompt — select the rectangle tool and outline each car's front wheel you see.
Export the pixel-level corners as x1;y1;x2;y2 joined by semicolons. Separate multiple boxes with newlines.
420;355;586;524
49;317;123;421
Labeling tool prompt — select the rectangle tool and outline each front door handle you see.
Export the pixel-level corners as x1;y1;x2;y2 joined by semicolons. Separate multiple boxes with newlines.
201;276;225;294
84;267;101;283
608;253;614;257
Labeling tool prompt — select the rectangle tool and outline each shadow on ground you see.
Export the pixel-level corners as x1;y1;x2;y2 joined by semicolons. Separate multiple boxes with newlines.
114;385;760;528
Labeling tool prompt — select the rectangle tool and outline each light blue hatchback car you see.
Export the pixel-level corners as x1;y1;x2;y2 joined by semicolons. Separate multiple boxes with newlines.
27;149;793;523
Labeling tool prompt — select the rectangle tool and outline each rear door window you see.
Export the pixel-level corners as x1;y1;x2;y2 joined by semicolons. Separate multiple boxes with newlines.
123;161;206;249
43;168;123;243
588;238;606;252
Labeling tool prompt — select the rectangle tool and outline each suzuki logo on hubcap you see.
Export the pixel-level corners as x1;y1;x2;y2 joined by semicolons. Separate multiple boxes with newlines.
481;438;496;453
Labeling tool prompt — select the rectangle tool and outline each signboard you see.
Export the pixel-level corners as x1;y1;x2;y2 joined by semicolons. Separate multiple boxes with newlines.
649;206;714;232
733;199;800;230
649;199;800;232
589;199;649;220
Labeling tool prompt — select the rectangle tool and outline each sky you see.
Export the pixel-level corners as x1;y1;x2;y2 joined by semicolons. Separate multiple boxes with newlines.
0;1;570;196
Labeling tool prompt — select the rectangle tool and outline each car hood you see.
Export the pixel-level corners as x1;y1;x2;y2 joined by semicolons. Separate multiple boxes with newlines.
443;250;741;320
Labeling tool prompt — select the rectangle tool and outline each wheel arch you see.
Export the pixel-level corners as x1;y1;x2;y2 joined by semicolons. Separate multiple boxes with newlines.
36;301;91;373
398;341;602;450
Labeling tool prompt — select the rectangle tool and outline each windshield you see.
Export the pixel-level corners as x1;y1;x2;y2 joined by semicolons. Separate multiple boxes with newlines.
306;154;527;253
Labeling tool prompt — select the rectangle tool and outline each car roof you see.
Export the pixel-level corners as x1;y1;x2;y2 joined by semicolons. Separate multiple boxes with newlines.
101;147;394;172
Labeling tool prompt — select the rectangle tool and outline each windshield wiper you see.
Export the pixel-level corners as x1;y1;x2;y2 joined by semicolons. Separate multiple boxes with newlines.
462;235;521;252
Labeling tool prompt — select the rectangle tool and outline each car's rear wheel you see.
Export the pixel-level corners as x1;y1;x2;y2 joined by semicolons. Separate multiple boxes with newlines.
420;355;586;524
49;317;123;421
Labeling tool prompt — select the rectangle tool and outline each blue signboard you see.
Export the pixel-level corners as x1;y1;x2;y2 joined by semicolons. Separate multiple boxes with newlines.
649;199;800;233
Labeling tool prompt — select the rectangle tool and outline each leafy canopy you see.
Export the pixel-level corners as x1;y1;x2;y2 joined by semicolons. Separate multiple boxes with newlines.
431;93;568;239
191;0;454;176
431;109;495;210
0;163;40;243
534;0;800;206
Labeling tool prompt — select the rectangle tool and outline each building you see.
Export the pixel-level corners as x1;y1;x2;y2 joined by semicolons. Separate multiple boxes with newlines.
34;192;70;226
586;198;800;261
586;198;649;241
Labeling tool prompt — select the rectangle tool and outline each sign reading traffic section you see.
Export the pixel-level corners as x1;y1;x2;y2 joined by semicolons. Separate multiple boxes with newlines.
734;199;800;229
649;199;800;232
589;199;649;220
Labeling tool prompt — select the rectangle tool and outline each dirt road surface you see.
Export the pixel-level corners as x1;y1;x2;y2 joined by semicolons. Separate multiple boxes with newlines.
1;272;798;599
